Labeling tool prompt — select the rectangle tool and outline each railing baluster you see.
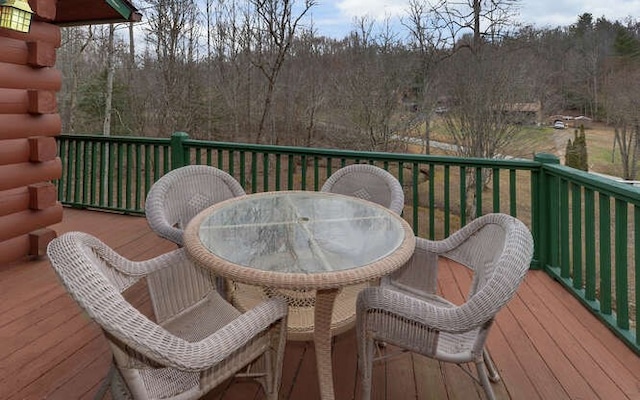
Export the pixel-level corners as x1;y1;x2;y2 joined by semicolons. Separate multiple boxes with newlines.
475;167;482;216
444;165;450;236
560;178;570;279
599;193;612;315
585;188;597;301
614;199;629;329
428;163;435;239
509;169;517;216
493;168;500;213
459;166;466;226
635;206;640;345
571;183;583;290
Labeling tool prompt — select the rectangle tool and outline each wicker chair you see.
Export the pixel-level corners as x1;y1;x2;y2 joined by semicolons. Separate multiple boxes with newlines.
356;213;534;400
321;164;405;214
145;165;246;246
145;165;246;295
47;232;288;400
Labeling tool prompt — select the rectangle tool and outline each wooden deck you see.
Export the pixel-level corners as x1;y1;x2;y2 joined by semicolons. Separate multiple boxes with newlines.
1;208;639;400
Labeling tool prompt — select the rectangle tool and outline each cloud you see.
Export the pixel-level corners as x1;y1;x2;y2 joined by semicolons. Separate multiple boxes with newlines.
336;0;407;20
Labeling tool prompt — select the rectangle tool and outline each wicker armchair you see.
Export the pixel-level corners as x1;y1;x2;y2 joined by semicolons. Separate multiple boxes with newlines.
356;213;534;400
47;232;288;400
145;165;246;295
321;164;404;214
145;165;246;246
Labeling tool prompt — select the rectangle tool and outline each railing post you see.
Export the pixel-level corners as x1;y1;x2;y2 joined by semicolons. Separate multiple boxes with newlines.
533;153;560;271
170;131;189;169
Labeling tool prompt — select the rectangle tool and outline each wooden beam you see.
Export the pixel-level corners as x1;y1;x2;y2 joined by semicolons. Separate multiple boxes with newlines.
29;182;57;210
29;136;57;162
27;41;57;68
29;228;57;257
28;90;57;114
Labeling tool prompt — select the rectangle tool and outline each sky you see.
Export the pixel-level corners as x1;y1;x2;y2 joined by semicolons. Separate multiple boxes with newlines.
306;0;640;39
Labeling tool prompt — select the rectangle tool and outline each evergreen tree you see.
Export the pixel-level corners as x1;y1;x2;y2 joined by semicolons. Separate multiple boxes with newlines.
565;126;589;171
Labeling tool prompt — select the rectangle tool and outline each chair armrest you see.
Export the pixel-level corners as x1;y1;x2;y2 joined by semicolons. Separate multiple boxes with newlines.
357;287;492;334
108;247;190;277
131;297;288;372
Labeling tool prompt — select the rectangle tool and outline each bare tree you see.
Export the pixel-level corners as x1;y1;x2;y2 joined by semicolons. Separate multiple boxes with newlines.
329;16;413;151
144;0;201;133
57;27;94;133
402;0;450;154
433;0;521;50
248;0;316;143
103;24;116;137
603;34;640;179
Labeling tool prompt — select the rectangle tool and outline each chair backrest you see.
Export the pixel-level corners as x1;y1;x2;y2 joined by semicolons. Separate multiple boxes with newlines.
321;164;404;214
145;165;246;246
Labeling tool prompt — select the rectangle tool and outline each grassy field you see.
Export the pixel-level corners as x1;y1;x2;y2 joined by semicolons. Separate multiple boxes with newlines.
412;117;623;178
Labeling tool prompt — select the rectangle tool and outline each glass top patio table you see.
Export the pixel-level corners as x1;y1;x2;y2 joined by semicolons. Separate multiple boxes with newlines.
184;190;415;290
184;190;415;400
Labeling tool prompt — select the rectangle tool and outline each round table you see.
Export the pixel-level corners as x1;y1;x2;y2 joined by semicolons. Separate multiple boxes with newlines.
184;191;415;400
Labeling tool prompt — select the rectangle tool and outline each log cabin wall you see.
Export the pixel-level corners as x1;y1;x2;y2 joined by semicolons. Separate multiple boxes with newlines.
0;0;63;264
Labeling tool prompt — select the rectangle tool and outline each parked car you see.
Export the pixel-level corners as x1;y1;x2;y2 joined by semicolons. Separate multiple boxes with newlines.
553;121;566;129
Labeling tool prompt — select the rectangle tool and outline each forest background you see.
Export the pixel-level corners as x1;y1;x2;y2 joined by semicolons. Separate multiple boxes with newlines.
55;0;640;179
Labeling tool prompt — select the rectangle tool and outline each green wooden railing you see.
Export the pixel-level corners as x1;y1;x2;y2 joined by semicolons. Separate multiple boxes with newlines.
55;132;639;354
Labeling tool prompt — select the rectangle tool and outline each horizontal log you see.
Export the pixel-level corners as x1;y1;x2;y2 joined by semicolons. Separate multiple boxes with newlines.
0;37;55;67
0;158;61;191
0;137;56;165
0;63;61;91
0;138;31;165
0;88;28;114
0;203;62;242
0;36;28;65
0;234;31;265
0;187;30;217
0;114;61;140
0;89;57;115
0;183;56;216
0;20;61;48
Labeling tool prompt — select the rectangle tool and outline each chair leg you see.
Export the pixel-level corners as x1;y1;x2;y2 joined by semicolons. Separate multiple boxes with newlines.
94;363;131;400
93;364;115;400
483;348;500;382
476;359;497;400
358;334;375;400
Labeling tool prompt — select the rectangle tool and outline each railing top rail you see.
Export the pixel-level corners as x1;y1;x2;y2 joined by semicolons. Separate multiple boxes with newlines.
542;162;640;205
181;137;539;169
60;134;170;145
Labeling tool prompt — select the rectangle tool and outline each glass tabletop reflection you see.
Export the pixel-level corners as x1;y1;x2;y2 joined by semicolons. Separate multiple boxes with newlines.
198;191;405;274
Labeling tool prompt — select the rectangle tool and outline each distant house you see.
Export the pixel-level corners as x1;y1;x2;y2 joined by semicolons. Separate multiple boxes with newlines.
0;0;141;264
500;102;541;125
571;116;593;129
